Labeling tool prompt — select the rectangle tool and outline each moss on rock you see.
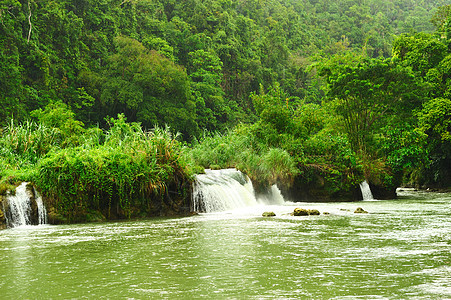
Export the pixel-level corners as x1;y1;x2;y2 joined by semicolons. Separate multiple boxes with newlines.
354;207;368;213
262;211;276;217
292;208;321;216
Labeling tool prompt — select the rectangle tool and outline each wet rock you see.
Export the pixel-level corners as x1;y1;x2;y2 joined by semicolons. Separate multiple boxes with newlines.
292;208;309;216
85;210;106;223
262;211;276;217
292;208;320;216
308;209;320;215
354;207;368;214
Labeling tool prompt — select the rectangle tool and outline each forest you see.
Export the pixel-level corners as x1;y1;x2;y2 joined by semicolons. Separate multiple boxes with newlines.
0;0;450;221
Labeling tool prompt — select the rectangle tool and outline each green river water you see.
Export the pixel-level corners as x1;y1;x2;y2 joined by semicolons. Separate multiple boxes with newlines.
0;189;450;299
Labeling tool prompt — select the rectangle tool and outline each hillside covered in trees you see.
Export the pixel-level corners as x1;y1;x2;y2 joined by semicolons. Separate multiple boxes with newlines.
0;0;450;221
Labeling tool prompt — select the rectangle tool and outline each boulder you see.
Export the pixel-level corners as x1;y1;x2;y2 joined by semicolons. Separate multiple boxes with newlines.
308;209;320;215
262;211;276;217
293;208;309;216
292;208;321;216
354;207;368;214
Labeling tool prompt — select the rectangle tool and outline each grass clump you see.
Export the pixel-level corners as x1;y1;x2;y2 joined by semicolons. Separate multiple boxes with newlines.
33;115;192;222
187;125;298;191
0;109;192;223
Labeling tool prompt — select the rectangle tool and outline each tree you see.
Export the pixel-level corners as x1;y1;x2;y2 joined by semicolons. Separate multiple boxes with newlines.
431;4;451;33
392;32;447;77
30;101;85;147
323;58;425;156
100;36;198;138
251;83;296;135
415;97;451;187
187;49;226;131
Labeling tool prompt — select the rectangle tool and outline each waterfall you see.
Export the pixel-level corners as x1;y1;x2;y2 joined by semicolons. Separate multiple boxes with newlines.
192;169;259;213
257;184;285;205
35;188;48;225
4;182;31;227
4;182;47;228
359;180;374;201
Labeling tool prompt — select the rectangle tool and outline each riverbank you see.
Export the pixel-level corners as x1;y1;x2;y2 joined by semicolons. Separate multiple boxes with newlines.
0;113;447;227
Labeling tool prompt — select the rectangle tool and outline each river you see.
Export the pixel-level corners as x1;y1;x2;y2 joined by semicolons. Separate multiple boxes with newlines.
0;189;450;299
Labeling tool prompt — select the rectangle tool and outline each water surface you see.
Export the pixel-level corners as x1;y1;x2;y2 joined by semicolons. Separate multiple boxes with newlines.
0;190;450;299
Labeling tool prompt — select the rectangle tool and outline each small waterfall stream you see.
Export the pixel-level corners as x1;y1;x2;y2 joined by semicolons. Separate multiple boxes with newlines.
192;169;258;213
3;182;47;228
192;169;286;213
35;190;48;225
359;180;374;201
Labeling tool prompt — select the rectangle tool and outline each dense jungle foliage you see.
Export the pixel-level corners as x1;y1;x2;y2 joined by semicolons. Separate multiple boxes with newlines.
0;0;450;219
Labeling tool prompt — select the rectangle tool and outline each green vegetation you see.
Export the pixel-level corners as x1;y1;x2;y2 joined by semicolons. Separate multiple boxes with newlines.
34;115;192;222
0;1;450;222
1;110;192;222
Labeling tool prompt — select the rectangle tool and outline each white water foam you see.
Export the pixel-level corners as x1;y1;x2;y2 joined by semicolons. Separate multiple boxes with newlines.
359;180;375;201
192;169;286;213
34;188;48;225
4;182;48;228
5;182;32;227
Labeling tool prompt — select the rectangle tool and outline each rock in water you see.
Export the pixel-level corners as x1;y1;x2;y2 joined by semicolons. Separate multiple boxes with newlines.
354;207;368;214
262;211;276;217
308;209;320;215
293;208;309;216
292;208;321;216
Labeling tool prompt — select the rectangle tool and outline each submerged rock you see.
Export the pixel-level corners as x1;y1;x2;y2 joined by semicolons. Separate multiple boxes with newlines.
354;207;368;214
292;208;320;216
262;211;276;217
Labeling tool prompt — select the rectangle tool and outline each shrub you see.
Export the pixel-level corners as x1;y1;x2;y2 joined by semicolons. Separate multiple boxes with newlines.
33;117;192;222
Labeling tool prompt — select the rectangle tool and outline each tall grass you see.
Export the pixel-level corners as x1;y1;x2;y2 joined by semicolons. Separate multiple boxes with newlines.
33;117;192;222
0;120;60;181
187;126;298;191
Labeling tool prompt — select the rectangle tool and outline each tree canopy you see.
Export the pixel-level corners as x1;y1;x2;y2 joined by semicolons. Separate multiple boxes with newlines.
0;0;450;193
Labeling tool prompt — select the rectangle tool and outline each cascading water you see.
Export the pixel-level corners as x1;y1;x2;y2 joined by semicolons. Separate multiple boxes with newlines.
3;182;47;228
359;180;374;201
257;184;285;205
35;189;48;225
4;182;31;227
192;169;259;213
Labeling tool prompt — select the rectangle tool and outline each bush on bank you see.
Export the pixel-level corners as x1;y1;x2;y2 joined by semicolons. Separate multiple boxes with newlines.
0;112;192;223
33;116;192;222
